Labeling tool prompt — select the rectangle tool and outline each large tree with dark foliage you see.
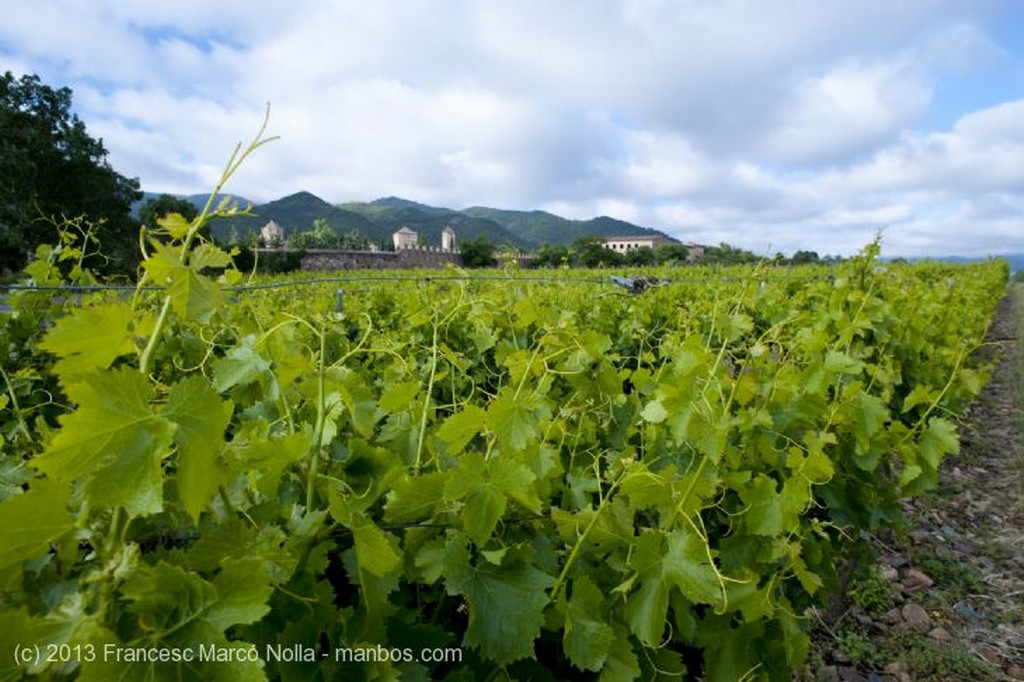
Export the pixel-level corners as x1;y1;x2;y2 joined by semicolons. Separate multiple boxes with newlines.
0;72;141;274
459;235;497;268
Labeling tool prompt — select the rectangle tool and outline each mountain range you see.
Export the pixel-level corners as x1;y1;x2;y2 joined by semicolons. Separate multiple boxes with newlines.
135;191;1024;269
137;191;677;249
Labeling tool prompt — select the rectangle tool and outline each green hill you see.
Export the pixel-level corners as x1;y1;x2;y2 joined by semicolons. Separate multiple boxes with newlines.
461;207;673;246
340;197;533;249
203;192;380;244
136;190;678;250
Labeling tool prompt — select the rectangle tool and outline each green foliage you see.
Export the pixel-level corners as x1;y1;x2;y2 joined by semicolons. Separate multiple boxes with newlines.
458;235;497;268
0;120;1009;681
835;627;997;681
287;218;369;250
571;235;623;267
847;568;894;614
0;72;141;275
532;243;571;268
702;242;759;264
624;245;657;266
791;250;821;265
654;242;691;265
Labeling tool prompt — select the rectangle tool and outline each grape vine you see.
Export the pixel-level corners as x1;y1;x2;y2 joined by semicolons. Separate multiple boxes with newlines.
0;124;1009;681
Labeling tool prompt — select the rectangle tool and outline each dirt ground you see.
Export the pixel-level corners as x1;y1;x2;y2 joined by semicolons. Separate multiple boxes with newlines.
804;288;1024;681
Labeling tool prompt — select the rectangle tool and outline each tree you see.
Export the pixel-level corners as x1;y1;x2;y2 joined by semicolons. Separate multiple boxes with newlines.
790;250;820;265
0;72;142;274
459;236;496;268
654;243;690;265
532;244;570;268
702;242;758;265
139;194;198;230
288;218;339;249
572;236;623;268
285;218;370;250
624;246;656;266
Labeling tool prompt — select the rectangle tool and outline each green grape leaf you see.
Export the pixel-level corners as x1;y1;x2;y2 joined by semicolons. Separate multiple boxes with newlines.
789;544;823;595
329;367;380;438
740;474;783;537
155;212;191;238
564;576;615;672
38;302;137;380
384;471;448;524
189;242;233;271
121;561;217;633
123;558;271;634
624;569;670;647
436;404;486;455
640;399;668;423
919;416;959;469
799;431;836;483
163;376;233;520
852;392;888;461
207;557;273;630
620;463;717;525
446;456;505;545
211;337;271;392
34;369;174;517
0;477;74;570
143;241;223;322
445;454;539;544
823;350;863;375
378;380;421;412
600;626;642;682
626;529;723;646
442;533;555;665
328;488;402;577
901;384;936;413
486;388;550;452
226;432;308;499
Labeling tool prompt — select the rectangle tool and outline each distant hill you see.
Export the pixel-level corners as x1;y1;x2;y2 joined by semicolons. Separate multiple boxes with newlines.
135;190;677;249
462;206;674;245
205;192;378;243
339;197;533;249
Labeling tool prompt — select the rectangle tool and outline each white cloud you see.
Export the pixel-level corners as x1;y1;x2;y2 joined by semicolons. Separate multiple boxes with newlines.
2;0;1022;257
620;131;711;196
831;98;1024;195
761;59;931;164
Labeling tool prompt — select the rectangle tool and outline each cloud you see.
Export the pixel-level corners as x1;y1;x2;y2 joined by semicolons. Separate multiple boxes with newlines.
831;98;1024;195
2;1;1022;257
760;58;931;164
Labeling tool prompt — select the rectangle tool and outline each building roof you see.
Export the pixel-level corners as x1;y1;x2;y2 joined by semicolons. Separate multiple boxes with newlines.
602;234;668;241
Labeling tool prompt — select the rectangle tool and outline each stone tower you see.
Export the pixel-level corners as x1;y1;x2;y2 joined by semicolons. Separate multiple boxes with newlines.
441;225;456;252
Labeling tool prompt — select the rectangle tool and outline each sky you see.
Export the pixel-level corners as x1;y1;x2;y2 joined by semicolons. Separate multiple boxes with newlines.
2;1;1023;258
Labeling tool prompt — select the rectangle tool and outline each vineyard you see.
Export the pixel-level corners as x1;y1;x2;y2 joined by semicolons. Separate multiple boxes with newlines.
0;145;1012;680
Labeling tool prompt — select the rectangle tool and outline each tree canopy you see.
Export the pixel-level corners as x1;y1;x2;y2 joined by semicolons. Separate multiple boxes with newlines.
287;218;370;250
0;72;141;274
459;236;497;268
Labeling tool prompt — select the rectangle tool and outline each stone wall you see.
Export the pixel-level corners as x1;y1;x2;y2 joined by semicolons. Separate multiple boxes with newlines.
255;247;535;271
299;248;461;270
